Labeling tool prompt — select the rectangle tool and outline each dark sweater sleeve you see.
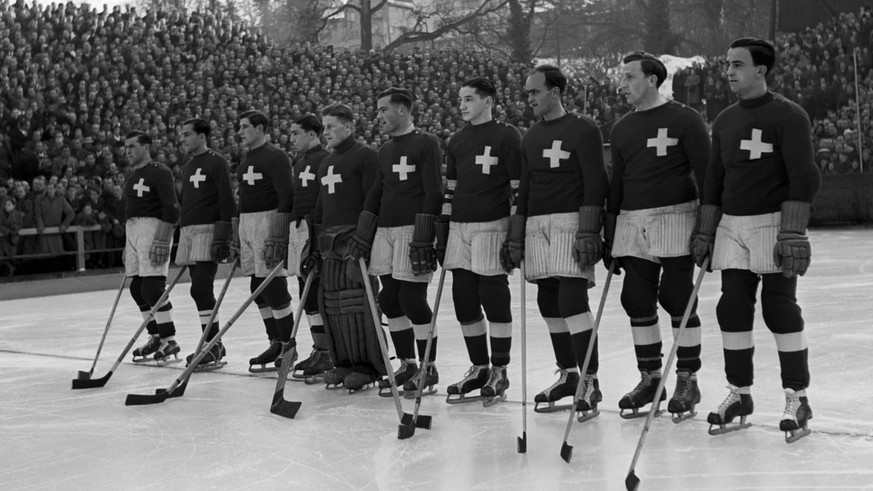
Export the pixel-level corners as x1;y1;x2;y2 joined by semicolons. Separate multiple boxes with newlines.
215;159;237;221
703;127;725;207
684;111;712;201
420;134;444;216
515;152;530;216
156;167;180;224
361;147;379;198
782;111;821;203
363;158;384;215
273;153;295;214
577;122;609;207
607;127;625;214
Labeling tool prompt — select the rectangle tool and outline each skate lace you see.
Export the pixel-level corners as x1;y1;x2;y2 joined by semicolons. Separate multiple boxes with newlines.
546;369;569;392
717;385;740;415
580;375;594;399
393;360;414;377
485;367;503;388
628;372;653;398
674;375;691;398
782;389;801;421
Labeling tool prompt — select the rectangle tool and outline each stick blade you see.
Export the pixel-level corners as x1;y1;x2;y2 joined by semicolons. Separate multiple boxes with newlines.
125;391;169;406
517;432;527;454
270;399;302;419
415;414;432;430
400;412;414;425
71;371;111;389
560;441;573;463
397;422;415;440
625;470;640;490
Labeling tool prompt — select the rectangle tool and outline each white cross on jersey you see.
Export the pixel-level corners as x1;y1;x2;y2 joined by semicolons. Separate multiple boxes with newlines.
475;146;499;174
189;168;207;188
242;166;263;186
133;178;150;197
543;140;570;168
298;165;315;187
392;156;416;181
647;128;679;157
321;165;342;194
740;128;774;160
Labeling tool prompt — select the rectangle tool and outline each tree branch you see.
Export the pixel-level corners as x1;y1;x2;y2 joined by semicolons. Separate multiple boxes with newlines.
383;0;509;51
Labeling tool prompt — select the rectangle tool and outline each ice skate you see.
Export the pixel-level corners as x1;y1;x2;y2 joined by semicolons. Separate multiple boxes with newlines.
707;385;754;435
403;363;439;399
293;348;331;380
248;339;282;373
274;341;298;371
533;366;579;413
378;359;418;397
302;350;334;385
323;366;353;389
575;374;602;423
291;347;315;378
445;365;490;405
344;371;380;393
132;334;161;363
668;369;700;423
153;339;181;366
481;366;509;407
186;341;227;372
780;388;812;443
618;370;665;419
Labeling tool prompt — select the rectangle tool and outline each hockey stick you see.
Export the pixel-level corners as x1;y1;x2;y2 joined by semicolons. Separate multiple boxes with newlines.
269;269;315;418
185;260;239;371
71;266;188;390
398;267;445;440
359;257;427;429
517;261;528;453
625;258;708;490
125;261;285;406
560;261;615;463
75;274;127;382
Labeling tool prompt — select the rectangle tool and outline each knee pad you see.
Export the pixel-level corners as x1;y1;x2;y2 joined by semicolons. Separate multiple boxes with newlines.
479;274;511;324
140;276;168;308
717;270;759;332
260;276;291;310
761;275;803;334
378;275;403;319
189;264;217;311
658;257;695;316
129;276;146;307
301;275;320;314
536;278;560;318
452;270;482;323
557;277;590;317
398;280;431;325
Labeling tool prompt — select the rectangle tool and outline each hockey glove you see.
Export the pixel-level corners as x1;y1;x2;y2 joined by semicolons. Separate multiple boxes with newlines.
263;212;292;269
690;204;722;271
228;217;240;264
211;220;232;263
500;214;526;272
603;212;622;275
348;211;378;262
434;215;450;267
149;221;175;266
774;201;812;278
409;213;437;275
300;219;322;276
573;205;604;267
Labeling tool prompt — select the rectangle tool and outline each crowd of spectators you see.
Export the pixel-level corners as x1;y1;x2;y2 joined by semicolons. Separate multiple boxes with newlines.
0;0;869;276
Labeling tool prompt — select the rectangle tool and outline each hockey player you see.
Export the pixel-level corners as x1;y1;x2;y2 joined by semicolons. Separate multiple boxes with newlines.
608;52;710;421
694;38;820;442
124;131;182;365
504;65;609;420
286;114;332;381
440;77;521;406
306;103;385;391
350;88;444;397
175;118;236;371
234;110;298;373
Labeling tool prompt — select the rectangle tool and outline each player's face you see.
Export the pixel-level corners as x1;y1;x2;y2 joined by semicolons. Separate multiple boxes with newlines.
288;123;314;152
618;61;654;108
237;118;261;149
524;72;555;119
124;137;149;166
180;124;205;154
377;96;403;135
458;86;489;123
322;115;352;150
726;47;765;97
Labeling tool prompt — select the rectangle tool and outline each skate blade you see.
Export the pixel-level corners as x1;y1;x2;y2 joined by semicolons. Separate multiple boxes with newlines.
670;409;697;424
290;370;307;379
154;356;182;367
620;408;664;420
324;382;345;390
576;407;600;423
347;383;376;394
248;365;279;373
708;417;752;435
379;387;403;397
404;387;437;400
533;402;573;414
192;361;227;372
445;393;486;405
131;356;153;363
482;393;507;407
785;427;811;443
302;374;326;385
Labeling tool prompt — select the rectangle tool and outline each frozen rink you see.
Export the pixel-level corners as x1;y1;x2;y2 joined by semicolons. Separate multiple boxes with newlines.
1;229;872;490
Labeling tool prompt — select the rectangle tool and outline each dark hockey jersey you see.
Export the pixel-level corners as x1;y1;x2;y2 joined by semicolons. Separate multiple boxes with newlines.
179;149;236;226
608;101;710;213
125;161;179;223
517;113;608;217
704;92;821;215
236;141;294;214
444;120;522;223
315;136;379;228
291;145;329;223
364;129;444;227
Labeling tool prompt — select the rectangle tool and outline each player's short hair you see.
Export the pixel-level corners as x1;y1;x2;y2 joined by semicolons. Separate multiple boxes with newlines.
182;118;211;137
239;110;269;132
530;65;567;94
622;51;668;88
293;114;324;136
462;77;497;101
125;130;152;146
377;87;413;111
321;103;354;124
730;37;776;76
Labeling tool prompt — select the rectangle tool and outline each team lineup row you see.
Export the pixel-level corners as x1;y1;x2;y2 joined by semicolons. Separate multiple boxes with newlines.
96;37;819;449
